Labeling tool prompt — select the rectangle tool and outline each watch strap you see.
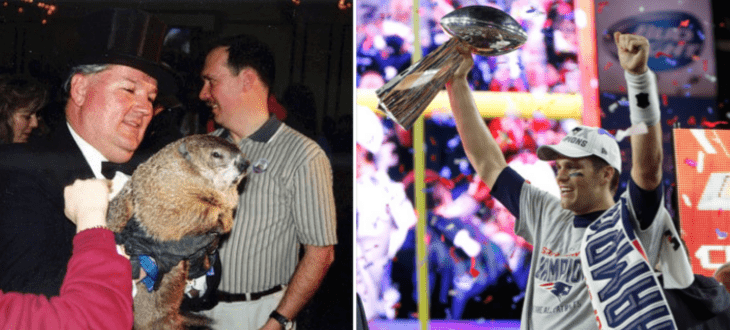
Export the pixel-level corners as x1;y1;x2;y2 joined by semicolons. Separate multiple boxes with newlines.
269;310;291;328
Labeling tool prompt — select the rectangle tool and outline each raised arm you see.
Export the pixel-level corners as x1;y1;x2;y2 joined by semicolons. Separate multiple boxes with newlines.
446;50;508;188
615;32;663;190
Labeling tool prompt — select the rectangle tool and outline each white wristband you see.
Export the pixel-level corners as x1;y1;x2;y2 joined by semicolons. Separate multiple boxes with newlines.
625;70;661;126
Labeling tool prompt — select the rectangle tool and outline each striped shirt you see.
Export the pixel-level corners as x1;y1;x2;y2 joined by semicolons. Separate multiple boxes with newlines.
211;116;338;293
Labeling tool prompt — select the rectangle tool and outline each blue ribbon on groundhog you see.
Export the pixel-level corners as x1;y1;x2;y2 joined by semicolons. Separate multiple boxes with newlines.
115;217;220;291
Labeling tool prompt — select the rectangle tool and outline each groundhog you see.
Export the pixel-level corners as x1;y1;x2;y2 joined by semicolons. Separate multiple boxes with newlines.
107;134;249;330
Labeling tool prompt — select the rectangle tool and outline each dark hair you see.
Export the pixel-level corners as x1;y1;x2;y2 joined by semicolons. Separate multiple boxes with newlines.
0;74;49;143
588;155;619;194
208;34;275;93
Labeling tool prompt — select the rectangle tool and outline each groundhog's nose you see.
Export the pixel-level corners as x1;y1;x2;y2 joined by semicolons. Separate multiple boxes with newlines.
237;159;250;174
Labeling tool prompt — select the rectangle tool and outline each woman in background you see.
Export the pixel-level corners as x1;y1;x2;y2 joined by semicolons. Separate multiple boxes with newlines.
0;74;48;143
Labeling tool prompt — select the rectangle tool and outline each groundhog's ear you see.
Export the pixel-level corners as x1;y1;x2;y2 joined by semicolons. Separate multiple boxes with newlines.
178;141;191;160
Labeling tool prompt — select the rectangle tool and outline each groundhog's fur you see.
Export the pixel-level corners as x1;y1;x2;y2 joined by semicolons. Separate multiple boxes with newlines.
107;134;249;330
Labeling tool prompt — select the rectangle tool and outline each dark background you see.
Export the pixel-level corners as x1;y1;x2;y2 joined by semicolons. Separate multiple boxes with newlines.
713;0;730;127
1;1;353;329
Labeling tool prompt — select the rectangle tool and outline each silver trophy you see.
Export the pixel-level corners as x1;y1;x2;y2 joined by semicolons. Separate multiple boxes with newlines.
375;6;527;130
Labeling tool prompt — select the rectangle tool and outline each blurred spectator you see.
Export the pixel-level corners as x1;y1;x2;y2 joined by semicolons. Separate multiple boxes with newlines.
359;70;386;89
0;74;49;144
399;169;516;320
354;4;583;312
282;84;332;156
355;0;582;94
374;35;412;81
376;112;572;320
356;106;417;320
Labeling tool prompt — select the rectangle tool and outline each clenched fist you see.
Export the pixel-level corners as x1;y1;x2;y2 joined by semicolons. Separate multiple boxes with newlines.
614;32;649;75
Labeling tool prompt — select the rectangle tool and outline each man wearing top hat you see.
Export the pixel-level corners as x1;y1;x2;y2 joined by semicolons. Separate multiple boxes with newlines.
0;8;172;298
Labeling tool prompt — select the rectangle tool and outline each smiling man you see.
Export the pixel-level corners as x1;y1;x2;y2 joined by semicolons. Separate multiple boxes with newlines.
0;8;171;298
196;34;337;330
446;32;693;329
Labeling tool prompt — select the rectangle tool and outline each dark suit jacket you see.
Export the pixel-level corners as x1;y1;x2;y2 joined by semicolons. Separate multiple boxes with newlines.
0;123;97;297
661;274;730;330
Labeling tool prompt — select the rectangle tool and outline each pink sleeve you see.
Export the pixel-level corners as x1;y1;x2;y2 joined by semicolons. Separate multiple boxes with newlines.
0;228;133;330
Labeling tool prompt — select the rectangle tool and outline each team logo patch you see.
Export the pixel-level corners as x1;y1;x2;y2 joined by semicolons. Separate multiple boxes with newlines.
571;127;587;138
636;93;650;109
540;281;572;301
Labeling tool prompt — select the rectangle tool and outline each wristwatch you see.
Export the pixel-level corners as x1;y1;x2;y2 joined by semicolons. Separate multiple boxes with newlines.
269;310;293;330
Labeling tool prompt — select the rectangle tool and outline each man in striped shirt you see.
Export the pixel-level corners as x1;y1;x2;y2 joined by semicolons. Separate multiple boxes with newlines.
198;34;338;330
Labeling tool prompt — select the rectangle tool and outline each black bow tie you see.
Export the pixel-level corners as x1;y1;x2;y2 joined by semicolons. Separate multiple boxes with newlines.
101;161;135;179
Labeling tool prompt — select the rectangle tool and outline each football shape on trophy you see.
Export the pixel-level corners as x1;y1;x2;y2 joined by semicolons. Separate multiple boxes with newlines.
375;5;527;130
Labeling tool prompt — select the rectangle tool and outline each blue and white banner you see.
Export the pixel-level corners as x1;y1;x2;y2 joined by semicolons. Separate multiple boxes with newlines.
580;199;676;330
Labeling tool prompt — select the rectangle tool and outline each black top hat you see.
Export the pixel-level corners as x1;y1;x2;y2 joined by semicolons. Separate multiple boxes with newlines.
76;8;176;94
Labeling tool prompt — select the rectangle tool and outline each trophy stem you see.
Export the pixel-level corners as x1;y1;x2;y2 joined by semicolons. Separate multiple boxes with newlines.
375;38;466;130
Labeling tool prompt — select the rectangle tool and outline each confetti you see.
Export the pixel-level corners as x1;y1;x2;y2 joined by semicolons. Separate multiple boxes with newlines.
704;74;717;83
449;247;458;261
672;80;679;86
704;60;708;71
697;150;705;174
615;122;648;142
608;102;619;113
684;158;697;167
655;51;673;58
667;116;679;126
597;1;609;13
680;19;690;27
619;85;626;93
665;58;678;66
688;116;697;126
682;194;692;207
526;6;542;14
701;120;727;128
716;228;728;240
469;257;480;277
678;40;686;46
604;62;613;71
602;92;618;100
662;94;669;106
